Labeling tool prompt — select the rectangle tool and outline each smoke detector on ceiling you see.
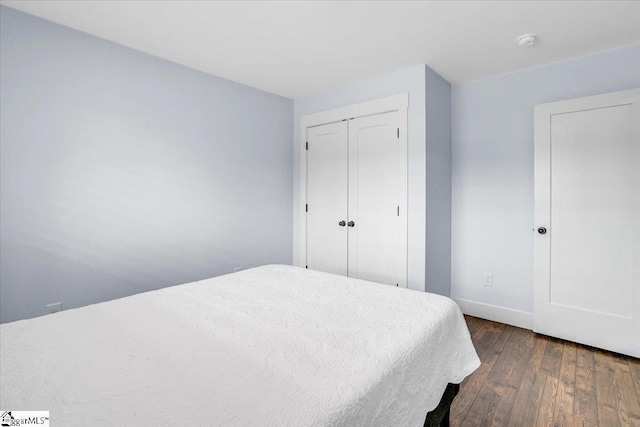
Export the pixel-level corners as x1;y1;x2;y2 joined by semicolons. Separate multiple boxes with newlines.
517;33;538;47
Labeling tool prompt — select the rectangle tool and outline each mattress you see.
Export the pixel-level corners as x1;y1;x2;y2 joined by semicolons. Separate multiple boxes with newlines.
0;265;480;426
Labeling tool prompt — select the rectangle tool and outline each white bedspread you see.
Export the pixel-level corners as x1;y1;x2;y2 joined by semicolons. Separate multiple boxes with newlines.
0;265;479;427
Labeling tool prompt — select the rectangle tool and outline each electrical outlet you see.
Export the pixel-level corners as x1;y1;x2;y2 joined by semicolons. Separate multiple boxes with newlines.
483;273;494;287
233;267;243;273
46;302;62;314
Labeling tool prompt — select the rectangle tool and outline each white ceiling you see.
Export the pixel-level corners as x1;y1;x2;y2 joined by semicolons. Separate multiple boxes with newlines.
2;1;640;99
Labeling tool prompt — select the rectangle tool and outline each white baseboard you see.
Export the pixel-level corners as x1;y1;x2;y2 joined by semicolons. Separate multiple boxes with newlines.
452;298;533;330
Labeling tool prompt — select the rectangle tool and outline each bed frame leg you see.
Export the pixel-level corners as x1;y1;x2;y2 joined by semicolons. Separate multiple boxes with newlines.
424;383;459;427
440;408;450;427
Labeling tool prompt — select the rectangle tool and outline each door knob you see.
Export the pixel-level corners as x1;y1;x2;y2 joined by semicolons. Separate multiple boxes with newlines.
537;227;547;235
338;220;346;227
347;221;355;227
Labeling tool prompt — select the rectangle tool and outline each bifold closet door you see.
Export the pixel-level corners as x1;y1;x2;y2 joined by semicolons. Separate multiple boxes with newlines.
306;121;348;276
348;111;401;286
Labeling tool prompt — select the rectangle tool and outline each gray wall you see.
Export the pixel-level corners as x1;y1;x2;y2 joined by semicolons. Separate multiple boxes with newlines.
425;68;452;296
0;6;293;323
293;66;427;291
451;43;640;313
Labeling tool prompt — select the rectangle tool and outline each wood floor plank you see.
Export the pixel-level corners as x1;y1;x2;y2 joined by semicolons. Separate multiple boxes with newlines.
506;372;547;426
483;384;518;427
573;388;598;424
613;370;640;426
457;316;638;427
557;342;578;415
505;373;535;426
474;339;534;427
451;361;492;425
451;324;502;423
452;323;514;425
525;335;549;378
596;349;631;373
554;411;586;427
472;323;504;363
540;338;564;378
464;315;482;337
468;320;489;347
476;323;514;366
575;346;596;392
507;326;535;350
597;406;621;427
536;375;559;427
488;341;525;384
469;380;517;427
630;360;640;408
594;351;621;427
463;326;516;426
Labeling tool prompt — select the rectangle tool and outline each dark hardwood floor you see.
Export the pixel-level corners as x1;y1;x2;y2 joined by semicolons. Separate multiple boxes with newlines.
451;316;640;427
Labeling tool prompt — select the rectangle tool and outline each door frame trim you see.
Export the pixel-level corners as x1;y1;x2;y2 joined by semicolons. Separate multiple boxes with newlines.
297;93;409;287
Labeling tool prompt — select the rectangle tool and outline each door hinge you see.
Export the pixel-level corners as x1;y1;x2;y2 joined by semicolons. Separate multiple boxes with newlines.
305;204;308;212
397;206;399;216
397;128;399;138
306;142;308;150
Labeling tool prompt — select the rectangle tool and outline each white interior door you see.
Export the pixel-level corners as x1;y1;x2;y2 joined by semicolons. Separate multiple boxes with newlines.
534;88;640;357
348;112;401;286
306;121;348;276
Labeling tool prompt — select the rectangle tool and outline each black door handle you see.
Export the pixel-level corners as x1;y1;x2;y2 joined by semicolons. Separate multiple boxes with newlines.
338;220;346;227
538;227;547;235
347;221;355;227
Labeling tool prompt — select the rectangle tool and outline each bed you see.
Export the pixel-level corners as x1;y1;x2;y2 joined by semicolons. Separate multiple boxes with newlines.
0;265;479;426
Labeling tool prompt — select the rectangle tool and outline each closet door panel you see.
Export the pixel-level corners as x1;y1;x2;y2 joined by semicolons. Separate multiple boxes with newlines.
348;112;400;285
306;122;348;276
